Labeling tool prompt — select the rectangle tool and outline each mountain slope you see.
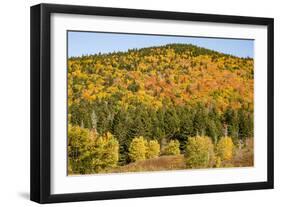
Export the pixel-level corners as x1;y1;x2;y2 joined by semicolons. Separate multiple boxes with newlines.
67;43;254;165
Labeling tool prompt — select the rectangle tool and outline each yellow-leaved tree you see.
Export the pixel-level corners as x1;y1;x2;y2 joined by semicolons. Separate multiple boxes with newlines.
129;136;148;162
163;140;180;155
185;136;215;168
68;126;119;174
216;136;234;162
68;125;92;174
91;132;119;173
146;140;160;159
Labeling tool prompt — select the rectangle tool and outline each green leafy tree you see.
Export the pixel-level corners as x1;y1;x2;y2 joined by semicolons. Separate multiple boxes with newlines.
206;106;223;143
129;106;153;139
164;107;181;139
223;108;239;142
238;109;254;140
176;106;194;150
112;109;131;164
163;140;180;155
151;109;166;141
193;104;208;136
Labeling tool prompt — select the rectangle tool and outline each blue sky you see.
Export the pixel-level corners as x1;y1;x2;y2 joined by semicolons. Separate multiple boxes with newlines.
68;31;254;58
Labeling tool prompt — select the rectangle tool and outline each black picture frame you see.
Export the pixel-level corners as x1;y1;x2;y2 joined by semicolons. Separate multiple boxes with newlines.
30;3;274;204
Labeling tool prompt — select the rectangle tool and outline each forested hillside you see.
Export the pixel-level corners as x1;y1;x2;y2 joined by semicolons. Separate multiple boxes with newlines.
67;44;254;174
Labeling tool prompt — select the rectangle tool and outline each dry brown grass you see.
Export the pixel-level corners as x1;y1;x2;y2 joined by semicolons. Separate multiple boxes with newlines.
108;155;186;173
97;139;254;174
231;138;254;167
219;138;254;168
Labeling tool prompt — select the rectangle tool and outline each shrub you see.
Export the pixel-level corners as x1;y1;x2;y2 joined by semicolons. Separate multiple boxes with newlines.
163;140;180;155
232;138;253;167
129;136;148;162
146;140;160;159
91;132;119;173
216;136;234;161
185;136;215;168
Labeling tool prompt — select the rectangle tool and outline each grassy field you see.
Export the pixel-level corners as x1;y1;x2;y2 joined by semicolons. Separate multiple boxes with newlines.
109;155;186;173
106;143;253;174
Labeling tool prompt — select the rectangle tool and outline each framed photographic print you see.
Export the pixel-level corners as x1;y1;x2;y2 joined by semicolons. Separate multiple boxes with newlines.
30;3;274;203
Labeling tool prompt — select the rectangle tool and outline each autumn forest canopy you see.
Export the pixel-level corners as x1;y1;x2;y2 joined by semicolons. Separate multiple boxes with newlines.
67;43;254;174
